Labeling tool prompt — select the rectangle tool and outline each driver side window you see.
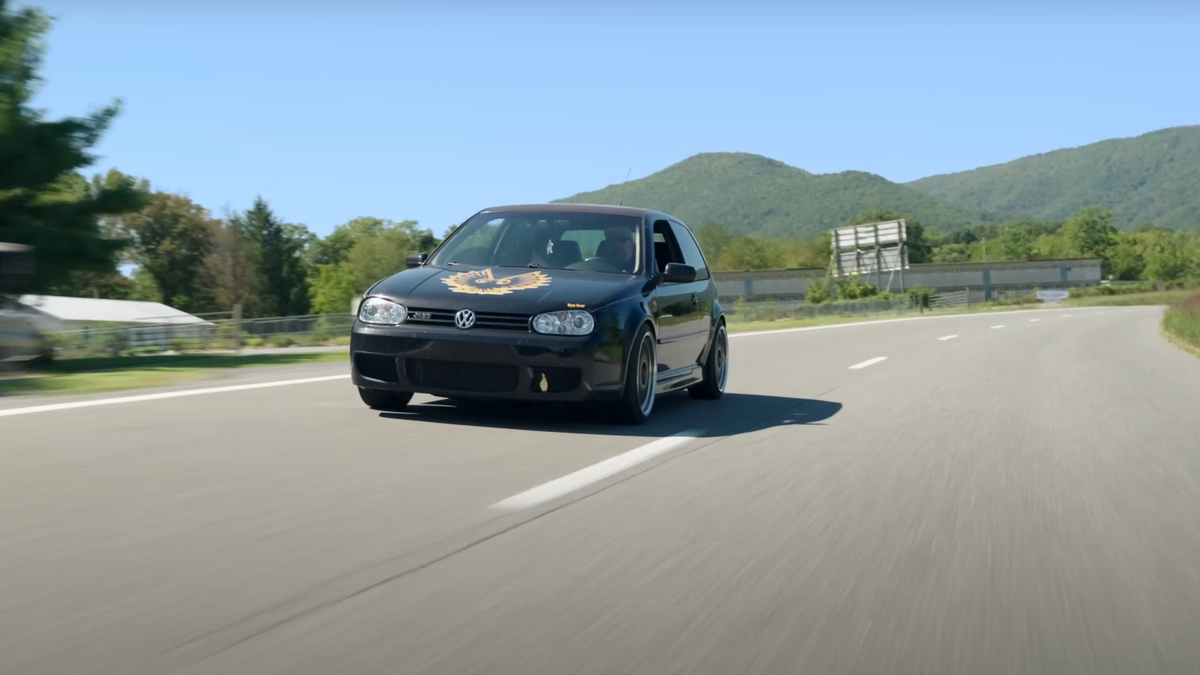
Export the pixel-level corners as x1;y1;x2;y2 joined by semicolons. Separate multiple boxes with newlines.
652;220;685;274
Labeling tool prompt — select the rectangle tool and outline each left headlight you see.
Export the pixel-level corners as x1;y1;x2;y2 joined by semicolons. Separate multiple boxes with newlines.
358;297;407;325
532;310;595;336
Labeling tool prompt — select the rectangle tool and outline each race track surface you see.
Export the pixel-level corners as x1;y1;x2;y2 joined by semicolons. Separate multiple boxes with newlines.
4;305;1200;675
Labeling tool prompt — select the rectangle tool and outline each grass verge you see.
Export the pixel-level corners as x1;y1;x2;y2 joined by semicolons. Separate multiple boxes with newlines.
1161;293;1200;359
0;351;349;398
1063;289;1199;308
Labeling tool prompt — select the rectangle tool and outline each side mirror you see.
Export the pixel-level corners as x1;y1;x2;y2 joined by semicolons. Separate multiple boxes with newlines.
661;262;697;284
406;252;428;269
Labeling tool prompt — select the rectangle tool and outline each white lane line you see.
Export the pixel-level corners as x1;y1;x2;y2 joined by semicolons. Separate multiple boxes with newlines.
991;325;1006;329
491;429;705;511
0;375;349;419
937;335;959;341
1062;314;1073;318
1030;319;1040;322
848;356;887;370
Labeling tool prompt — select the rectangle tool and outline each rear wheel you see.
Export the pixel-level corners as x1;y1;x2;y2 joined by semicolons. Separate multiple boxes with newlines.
688;320;728;400
609;324;657;425
358;387;413;411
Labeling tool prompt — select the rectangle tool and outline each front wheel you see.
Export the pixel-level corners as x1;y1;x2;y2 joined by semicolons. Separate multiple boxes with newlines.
609;324;657;425
688;321;728;400
358;387;414;411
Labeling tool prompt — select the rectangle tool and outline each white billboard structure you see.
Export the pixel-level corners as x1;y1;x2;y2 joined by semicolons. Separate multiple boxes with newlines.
829;219;909;292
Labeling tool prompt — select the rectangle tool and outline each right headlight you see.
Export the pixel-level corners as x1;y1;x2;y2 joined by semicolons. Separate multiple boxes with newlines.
532;310;594;336
357;297;407;325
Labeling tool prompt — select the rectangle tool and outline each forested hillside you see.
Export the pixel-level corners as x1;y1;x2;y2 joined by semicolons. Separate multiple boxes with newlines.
905;126;1200;230
553;152;990;239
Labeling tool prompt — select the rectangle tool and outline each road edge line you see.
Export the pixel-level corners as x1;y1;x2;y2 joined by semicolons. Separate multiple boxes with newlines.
0;375;350;418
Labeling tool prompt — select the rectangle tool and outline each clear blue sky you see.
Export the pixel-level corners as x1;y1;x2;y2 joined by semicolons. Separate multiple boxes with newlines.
28;0;1200;241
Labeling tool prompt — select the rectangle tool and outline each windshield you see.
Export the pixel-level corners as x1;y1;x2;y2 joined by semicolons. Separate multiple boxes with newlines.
427;211;644;275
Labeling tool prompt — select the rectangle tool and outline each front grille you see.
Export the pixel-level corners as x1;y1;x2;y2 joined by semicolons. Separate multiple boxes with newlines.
405;359;519;393
404;307;530;331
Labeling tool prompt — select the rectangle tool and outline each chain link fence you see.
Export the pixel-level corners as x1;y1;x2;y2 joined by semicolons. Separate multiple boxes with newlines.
43;312;356;359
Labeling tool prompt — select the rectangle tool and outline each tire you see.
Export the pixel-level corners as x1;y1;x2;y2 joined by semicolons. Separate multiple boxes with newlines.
358;387;414;411
688;320;728;400
609;324;657;425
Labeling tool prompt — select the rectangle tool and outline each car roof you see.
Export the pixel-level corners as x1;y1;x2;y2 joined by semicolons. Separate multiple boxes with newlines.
476;203;657;219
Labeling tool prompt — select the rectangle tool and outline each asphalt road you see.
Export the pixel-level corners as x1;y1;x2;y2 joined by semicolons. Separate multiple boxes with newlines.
4;305;1200;675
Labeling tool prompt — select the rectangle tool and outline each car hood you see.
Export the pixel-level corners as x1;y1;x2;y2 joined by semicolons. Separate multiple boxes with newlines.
367;265;643;314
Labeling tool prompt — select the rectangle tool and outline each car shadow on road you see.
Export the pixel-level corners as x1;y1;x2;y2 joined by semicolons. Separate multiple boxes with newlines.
375;390;843;439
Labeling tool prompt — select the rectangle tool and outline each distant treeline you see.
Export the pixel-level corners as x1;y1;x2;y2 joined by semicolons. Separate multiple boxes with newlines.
697;206;1200;283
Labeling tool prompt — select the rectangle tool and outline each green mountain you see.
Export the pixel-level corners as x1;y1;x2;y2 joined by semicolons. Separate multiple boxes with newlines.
905;125;1200;230
552;152;989;239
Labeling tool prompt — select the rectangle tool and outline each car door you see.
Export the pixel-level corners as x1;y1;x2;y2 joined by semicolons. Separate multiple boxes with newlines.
666;219;715;367
649;218;705;375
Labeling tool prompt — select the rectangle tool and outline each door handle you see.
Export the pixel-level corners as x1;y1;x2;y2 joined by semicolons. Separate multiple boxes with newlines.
690;293;698;305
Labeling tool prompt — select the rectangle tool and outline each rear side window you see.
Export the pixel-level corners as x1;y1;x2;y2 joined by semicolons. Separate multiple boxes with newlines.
668;221;710;280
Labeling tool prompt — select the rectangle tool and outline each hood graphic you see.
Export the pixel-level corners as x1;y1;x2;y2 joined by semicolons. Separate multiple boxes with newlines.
439;268;553;296
368;265;642;314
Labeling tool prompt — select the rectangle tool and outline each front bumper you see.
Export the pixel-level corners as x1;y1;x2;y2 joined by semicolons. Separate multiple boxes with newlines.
350;323;626;402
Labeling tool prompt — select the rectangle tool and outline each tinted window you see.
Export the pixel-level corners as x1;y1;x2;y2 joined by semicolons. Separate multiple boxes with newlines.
669;221;710;280
428;211;645;275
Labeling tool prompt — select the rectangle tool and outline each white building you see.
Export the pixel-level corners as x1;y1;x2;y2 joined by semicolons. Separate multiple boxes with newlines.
14;295;215;349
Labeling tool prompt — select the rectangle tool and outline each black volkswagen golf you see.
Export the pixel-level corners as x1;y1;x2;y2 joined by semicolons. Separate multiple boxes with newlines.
349;204;729;424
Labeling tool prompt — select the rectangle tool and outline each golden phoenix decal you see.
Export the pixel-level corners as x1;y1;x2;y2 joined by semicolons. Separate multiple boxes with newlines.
441;268;553;295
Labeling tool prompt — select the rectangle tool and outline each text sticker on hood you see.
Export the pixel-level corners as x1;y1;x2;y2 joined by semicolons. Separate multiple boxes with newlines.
441;268;553;296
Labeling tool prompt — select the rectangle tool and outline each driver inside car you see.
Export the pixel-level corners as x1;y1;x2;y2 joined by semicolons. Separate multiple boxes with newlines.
599;225;637;273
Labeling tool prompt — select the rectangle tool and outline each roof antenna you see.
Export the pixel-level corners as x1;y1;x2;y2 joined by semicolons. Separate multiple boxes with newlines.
617;166;631;206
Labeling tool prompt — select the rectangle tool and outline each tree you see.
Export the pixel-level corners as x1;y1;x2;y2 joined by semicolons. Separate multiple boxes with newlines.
1061;206;1118;260
695;222;730;264
715;236;784;271
987;222;1038;261
201;214;265;314
238;197;312;316
1138;229;1190;282
90;168;151;263
308;262;358;315
345;219;438;290
307;216;387;267
0;1;146;292
123;191;220;311
301;216;440;314
1106;231;1145;281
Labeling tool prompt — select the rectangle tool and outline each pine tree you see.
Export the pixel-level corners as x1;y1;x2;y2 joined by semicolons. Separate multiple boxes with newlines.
0;0;145;292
